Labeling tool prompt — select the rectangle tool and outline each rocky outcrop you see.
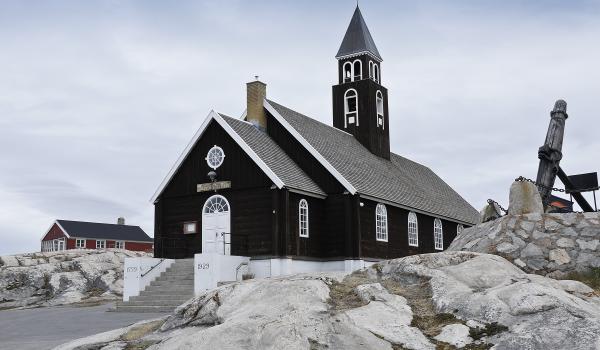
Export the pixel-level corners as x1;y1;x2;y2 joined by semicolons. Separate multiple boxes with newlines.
507;181;544;215
0;250;149;309
54;252;600;350
449;212;600;278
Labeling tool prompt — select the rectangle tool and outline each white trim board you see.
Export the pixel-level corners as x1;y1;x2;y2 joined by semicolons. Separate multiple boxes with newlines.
150;110;285;203
264;100;357;195
40;220;70;241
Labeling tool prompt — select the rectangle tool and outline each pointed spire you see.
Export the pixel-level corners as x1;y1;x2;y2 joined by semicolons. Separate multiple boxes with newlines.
336;6;382;61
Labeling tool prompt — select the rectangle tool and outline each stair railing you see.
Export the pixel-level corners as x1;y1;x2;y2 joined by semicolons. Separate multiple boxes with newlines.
141;258;166;278
235;261;249;281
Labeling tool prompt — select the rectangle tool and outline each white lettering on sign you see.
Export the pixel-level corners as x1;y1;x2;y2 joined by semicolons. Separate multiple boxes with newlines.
197;263;210;270
197;181;231;193
126;267;138;273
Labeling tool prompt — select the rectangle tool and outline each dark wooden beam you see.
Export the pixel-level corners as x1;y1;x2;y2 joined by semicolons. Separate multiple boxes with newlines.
557;167;594;212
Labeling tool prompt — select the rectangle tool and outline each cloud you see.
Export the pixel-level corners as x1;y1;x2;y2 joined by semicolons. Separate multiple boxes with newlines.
0;0;598;255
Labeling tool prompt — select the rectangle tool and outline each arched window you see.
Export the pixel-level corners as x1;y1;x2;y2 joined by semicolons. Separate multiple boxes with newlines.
299;199;309;238
353;59;362;80
376;91;384;128
344;89;358;127
434;218;444;250
369;61;374;79
457;224;464;236
373;63;380;83
343;61;353;83
375;204;388;242
203;195;230;214
408;212;418;247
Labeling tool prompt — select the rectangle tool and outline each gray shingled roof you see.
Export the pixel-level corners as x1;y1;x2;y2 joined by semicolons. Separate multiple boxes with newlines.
266;100;479;225
57;220;153;242
336;6;382;61
220;114;326;196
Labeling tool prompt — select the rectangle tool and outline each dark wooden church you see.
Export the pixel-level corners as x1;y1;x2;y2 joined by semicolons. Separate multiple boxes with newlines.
151;6;479;261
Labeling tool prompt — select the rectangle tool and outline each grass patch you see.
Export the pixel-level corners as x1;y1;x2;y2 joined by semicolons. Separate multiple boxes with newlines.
563;268;600;293
121;320;165;342
469;322;509;341
327;270;371;311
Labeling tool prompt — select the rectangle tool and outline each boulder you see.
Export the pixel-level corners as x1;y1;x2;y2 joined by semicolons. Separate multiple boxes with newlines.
508;181;544;215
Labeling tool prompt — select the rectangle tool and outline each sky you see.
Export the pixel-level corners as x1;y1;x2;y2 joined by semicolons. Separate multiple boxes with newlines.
1;0;599;256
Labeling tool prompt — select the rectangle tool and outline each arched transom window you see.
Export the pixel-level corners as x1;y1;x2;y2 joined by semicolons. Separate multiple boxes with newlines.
376;91;384;128
344;89;358;127
203;195;230;214
375;203;388;242
434;218;444;250
299;199;309;238
408;212;418;247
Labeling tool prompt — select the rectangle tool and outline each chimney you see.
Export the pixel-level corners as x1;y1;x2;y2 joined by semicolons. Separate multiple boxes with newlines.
117;217;125;225
246;78;267;130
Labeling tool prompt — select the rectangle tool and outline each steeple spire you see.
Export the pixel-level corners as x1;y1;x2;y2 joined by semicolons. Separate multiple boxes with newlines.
336;6;382;61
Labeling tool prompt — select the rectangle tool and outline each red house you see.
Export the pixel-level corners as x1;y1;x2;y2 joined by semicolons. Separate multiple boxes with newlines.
41;218;153;252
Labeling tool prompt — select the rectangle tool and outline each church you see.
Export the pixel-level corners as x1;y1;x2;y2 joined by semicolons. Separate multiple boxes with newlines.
151;6;479;262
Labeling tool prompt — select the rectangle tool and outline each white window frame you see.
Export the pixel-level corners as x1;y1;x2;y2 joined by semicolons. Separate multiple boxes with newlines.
343;61;353;83
75;239;86;249
434;219;444;250
299;199;309;238
115;241;125;249
376;90;384;129
369;60;374;79
96;240;106;250
408;212;419;247
183;221;197;234
344;89;359;128
375;203;388;242
352;59;362;80
457;224;464;236
373;63;380;83
205;145;225;170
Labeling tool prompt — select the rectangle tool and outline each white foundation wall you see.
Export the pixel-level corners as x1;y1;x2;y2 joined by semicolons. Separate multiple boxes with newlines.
123;257;174;301
194;253;250;296
249;258;376;279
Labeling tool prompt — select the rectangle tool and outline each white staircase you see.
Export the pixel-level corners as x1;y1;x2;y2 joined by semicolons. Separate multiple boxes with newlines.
116;259;194;313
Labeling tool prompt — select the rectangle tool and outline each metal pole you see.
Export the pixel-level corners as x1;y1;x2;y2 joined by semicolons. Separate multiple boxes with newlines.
594;190;598;211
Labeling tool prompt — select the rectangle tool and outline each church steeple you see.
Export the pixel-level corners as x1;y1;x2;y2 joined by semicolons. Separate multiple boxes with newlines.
332;6;390;159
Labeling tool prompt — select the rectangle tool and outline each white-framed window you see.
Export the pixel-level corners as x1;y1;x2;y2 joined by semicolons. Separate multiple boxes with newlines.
373;63;380;83
344;89;358;127
457;224;464;236
299;199;309;238
369;61;374;78
343;61;353;83
203;195;230;214
205;145;225;170
75;239;86;249
375;203;388;242
434;219;444;250
183;221;197;234
115;241;125;249
408;212;419;247
376;91;384;128
353;59;362;80
96;240;106;249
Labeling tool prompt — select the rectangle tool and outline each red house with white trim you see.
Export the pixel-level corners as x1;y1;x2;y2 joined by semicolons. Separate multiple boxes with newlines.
41;218;153;252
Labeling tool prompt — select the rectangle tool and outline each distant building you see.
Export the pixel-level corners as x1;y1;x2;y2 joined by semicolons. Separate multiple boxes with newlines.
41;218;153;252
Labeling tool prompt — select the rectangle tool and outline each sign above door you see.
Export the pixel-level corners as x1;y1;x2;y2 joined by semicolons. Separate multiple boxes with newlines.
197;181;231;193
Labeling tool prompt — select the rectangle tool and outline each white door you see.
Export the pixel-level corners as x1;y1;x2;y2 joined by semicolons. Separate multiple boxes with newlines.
202;195;231;255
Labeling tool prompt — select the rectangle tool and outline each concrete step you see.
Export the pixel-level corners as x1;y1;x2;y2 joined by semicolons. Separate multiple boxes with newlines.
130;295;193;302
114;305;178;313
143;285;193;292
140;290;193;297
217;281;236;287
150;282;194;288
117;299;189;307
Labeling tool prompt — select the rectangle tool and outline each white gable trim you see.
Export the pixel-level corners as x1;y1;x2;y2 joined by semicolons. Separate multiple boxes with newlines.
40;220;70;241
150;110;285;203
264;100;357;195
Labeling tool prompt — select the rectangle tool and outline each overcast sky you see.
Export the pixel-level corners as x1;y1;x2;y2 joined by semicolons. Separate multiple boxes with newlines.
1;0;599;256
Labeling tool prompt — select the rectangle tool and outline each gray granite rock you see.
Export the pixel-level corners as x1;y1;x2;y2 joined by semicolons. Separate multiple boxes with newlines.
508;181;544;215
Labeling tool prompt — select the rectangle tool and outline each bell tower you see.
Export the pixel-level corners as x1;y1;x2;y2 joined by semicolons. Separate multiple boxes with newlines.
332;6;390;159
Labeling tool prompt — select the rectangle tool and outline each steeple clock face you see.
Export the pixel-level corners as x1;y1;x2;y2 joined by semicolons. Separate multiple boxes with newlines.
206;145;225;170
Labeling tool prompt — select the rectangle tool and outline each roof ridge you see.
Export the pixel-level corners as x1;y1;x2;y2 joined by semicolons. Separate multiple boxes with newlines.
266;99;353;137
57;219;141;228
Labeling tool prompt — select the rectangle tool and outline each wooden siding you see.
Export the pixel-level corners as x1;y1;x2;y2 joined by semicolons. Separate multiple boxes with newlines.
287;193;326;258
155;120;274;259
359;197;462;259
42;224;67;241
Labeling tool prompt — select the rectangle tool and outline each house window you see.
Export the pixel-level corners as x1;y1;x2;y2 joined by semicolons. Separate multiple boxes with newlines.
184;221;197;234
96;240;106;249
373;63;380;83
434;219;444;250
408;212;418;247
457;224;464;236
375;204;388;242
205;145;225;170
376;91;384;128
343;61;353;83
76;239;86;249
353;59;362;80
115;241;125;249
344;89;358;127
203;195;230;214
299;199;309;238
